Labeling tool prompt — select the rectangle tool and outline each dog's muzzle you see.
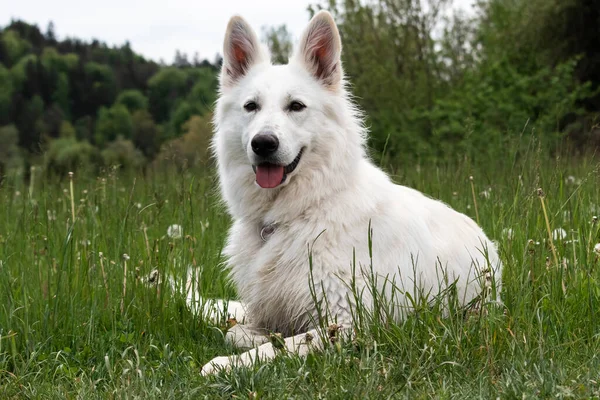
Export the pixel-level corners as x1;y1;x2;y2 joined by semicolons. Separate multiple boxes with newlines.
252;148;304;189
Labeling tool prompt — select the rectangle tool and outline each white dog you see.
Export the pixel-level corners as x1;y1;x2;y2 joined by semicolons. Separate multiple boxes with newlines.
202;10;502;375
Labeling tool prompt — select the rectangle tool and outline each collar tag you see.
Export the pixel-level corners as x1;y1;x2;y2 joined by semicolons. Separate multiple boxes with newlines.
260;223;277;242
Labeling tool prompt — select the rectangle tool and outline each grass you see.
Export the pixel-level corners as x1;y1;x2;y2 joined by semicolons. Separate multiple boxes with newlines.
1;146;600;398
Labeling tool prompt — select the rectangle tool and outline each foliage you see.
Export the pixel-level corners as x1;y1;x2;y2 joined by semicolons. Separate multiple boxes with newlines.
0;20;218;174
43;137;98;175
1;0;600;171
116;89;149;113
155;114;214;170
101;137;146;170
262;24;293;64
132;110;161;159
94;104;133;147
309;0;598;164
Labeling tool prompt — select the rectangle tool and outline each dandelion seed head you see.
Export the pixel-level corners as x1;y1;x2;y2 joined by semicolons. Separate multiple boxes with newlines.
479;188;492;199
502;228;514;240
167;224;183;239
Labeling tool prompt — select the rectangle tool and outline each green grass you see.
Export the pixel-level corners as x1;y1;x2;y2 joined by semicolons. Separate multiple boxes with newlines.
1;148;600;398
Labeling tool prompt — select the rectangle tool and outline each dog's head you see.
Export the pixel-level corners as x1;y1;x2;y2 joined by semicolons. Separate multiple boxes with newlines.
214;11;354;190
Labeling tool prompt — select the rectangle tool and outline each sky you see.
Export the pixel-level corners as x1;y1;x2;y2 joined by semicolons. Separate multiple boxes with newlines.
2;0;476;64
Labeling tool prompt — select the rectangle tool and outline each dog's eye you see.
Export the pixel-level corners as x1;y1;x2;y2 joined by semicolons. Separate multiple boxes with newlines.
288;101;306;112
244;101;258;112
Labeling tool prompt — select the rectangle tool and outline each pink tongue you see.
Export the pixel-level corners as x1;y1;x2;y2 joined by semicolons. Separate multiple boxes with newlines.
255;165;284;188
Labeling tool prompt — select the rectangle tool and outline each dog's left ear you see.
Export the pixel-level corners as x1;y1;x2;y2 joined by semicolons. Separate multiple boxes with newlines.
293;11;342;89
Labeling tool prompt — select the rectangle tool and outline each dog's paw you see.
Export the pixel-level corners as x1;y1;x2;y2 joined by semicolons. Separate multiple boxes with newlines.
201;356;232;376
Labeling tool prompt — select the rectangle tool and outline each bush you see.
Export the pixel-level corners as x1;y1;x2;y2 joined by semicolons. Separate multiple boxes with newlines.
43;137;98;175
155;114;213;170
101;137;146;171
116;90;149;113
0;125;24;178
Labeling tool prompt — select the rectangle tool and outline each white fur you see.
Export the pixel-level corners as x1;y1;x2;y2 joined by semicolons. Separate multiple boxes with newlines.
202;11;502;375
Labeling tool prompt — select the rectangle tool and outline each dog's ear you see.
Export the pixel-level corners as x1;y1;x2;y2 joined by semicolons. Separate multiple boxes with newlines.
221;16;267;88
294;11;342;89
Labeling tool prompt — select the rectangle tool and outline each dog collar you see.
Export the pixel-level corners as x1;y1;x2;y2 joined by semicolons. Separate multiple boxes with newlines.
260;223;277;242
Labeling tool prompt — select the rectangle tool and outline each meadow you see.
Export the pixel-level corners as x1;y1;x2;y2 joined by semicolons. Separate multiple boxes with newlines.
1;144;600;399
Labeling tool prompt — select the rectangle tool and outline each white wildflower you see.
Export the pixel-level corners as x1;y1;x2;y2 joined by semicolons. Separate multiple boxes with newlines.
552;228;567;241
479;187;492;199
167;224;183;239
47;210;57;221
502;228;514;240
122;253;130;261
565;175;576;185
594;243;600;256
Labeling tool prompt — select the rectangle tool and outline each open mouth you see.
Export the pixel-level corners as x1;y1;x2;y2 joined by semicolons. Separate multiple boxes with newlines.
252;148;304;189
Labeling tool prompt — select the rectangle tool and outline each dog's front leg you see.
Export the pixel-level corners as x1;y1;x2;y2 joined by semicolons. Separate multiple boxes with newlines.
225;323;270;349
201;324;348;376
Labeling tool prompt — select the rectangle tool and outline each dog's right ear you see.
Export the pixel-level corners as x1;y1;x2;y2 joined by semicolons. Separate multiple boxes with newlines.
221;16;267;89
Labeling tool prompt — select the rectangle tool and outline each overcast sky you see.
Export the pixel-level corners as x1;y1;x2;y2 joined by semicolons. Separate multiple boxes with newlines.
3;0;476;64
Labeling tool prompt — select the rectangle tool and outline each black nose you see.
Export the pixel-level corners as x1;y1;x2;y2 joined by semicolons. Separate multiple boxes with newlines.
251;133;279;157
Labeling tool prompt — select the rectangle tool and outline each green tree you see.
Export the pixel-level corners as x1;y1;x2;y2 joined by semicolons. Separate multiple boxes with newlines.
262;24;293;64
1;30;32;66
59;121;76;138
94;104;133;146
116;90;149;113
147;68;188;123
0;65;13;124
132;110;161;159
84;62;118;109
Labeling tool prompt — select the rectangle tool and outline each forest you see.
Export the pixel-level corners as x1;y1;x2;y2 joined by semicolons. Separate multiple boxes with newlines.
0;0;599;177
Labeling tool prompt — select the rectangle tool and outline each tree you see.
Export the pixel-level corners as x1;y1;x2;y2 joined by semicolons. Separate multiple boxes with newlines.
147;68;188;123
262;24;293;64
132;110;161;159
46;21;56;43
0;65;13;124
116;89;149;113
1;29;32;67
94;104;133;146
83;62;118;110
